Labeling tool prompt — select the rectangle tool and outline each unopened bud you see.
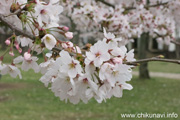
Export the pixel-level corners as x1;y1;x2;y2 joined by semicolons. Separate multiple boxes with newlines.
24;52;31;60
5;39;11;45
9;51;14;56
112;57;122;64
86;43;92;48
65;32;73;39
18;48;22;53
62;26;69;32
0;56;3;61
66;41;73;47
72;46;82;54
15;43;20;50
10;3;20;13
61;43;68;49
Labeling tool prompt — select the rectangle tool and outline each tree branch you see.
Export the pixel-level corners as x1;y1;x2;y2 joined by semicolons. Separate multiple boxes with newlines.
96;0;169;11
95;0;115;8
0;14;35;40
125;57;180;66
171;40;180;46
125;2;169;10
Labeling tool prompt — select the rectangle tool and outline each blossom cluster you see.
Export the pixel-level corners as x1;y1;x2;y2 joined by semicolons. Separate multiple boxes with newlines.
0;0;179;104
39;29;135;104
60;0;178;44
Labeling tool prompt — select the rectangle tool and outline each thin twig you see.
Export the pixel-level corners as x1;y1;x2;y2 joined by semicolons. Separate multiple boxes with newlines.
171;40;180;46
96;0;169;10
125;57;180;66
125;2;169;10
95;0;115;8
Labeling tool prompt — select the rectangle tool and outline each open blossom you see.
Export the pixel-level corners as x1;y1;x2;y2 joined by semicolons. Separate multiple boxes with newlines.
40;65;59;87
57;50;82;78
85;40;110;67
108;82;133;98
34;0;63;27
125;49;136;62
51;73;79;104
99;63;132;87
16;36;33;47
41;34;57;50
0;64;22;79
39;59;55;74
13;54;39;73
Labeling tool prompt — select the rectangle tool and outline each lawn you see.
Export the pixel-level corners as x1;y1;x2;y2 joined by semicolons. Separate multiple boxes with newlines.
0;70;179;120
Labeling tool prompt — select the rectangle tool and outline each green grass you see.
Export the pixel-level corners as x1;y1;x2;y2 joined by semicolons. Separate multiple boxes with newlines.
134;61;180;73
0;70;180;120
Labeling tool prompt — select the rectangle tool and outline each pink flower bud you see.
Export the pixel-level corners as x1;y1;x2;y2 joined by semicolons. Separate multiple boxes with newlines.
65;32;73;39
9;51;14;56
24;52;31;60
18;48;22;53
63;26;69;32
5;39;11;45
112;57;122;64
66;41;73;47
0;56;3;61
15;43;20;50
72;46;82;54
61;43;68;49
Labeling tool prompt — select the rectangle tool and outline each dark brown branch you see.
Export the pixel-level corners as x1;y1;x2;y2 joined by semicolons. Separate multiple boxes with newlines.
52;47;62;52
125;2;169;10
125;57;180;66
0;14;35;40
171;40;180;46
95;0;115;8
96;0;169;11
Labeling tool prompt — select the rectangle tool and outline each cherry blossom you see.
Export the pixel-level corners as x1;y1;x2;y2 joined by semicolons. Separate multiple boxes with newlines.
0;0;179;104
85;40;110;67
41;34;57;50
0;64;22;79
13;53;39;73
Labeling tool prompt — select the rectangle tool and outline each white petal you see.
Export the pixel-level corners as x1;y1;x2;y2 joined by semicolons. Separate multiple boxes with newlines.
13;56;24;64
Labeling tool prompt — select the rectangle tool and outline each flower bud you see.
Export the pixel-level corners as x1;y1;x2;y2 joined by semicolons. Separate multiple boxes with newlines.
0;56;3;61
112;57;122;64
72;46;82;54
61;43;68;49
67;41;73;47
62;26;69;32
5;39;11;46
9;51;14;56
65;32;73;39
10;3;20;13
18;48;22;53
24;52;31;60
15;43;20;50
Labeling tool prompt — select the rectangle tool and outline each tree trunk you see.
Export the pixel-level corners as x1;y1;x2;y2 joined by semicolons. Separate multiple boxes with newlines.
175;38;180;59
138;33;150;79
